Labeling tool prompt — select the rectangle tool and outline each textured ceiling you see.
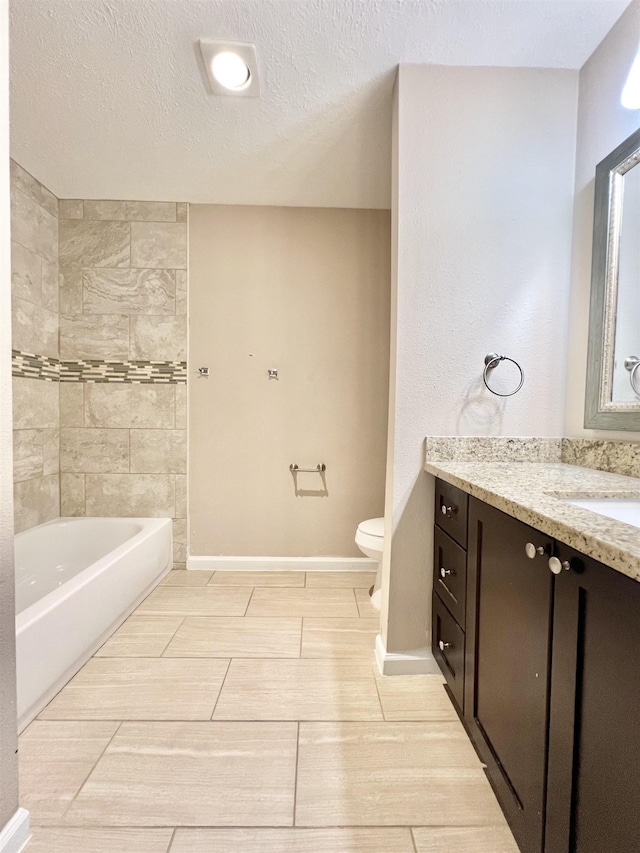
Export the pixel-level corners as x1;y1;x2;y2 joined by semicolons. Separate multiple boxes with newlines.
9;0;631;208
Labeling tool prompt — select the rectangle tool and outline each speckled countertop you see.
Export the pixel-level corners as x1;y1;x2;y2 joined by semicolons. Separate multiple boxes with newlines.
424;451;640;582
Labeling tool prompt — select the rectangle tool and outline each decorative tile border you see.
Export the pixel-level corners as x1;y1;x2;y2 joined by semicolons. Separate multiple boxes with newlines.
12;350;187;384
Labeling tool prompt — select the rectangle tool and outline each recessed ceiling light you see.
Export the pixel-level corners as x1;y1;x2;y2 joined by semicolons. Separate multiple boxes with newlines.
621;47;640;110
198;40;260;98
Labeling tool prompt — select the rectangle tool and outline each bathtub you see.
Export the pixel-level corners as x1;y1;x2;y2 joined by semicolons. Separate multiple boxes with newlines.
15;516;172;731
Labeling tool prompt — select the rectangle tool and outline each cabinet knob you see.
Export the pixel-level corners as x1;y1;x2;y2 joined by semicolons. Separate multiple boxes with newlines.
549;556;571;575
440;567;453;578
438;640;452;651
440;504;456;518
525;542;546;559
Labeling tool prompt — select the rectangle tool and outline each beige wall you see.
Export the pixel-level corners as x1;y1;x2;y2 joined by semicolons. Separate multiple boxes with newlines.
189;205;390;557
564;0;640;439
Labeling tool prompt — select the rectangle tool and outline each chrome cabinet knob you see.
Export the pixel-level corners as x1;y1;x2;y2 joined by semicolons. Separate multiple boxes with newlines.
525;542;546;559
438;640;452;651
549;556;571;575
441;504;456;518
440;567;453;578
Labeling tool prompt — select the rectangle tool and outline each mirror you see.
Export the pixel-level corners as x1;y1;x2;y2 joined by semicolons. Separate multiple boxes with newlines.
585;126;640;430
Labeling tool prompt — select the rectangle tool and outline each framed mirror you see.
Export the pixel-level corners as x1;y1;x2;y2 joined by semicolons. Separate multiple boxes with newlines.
585;126;640;430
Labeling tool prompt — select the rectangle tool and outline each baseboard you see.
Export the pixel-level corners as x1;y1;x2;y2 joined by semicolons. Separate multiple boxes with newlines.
375;633;441;676
187;555;377;572
0;809;30;853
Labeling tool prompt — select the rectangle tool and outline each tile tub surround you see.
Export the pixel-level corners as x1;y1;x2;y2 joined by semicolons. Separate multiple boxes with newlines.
424;449;640;582
11;161;60;532
57;198;188;567
21;571;517;850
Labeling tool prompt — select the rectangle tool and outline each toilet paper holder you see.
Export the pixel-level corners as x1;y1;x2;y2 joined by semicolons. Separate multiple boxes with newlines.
289;463;326;473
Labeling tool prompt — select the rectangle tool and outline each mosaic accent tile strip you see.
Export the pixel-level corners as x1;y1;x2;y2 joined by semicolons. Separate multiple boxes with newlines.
12;350;187;384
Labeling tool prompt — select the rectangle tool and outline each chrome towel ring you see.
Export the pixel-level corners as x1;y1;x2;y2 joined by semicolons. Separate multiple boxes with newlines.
483;353;524;397
624;356;640;397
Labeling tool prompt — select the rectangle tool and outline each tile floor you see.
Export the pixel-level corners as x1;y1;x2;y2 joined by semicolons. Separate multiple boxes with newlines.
22;570;519;852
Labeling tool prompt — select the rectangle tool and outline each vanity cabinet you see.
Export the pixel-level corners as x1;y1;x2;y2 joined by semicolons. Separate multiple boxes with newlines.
431;479;640;853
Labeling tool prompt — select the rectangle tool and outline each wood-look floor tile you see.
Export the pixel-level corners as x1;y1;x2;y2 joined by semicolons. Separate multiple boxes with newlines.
375;674;458;721
163;617;302;658
39;658;229;720
246;587;359;618
95;616;183;658
354;588;378;618
412;826;519;852
295;721;505;826
301;618;378;659
19;720;119;823
209;571;305;586
136;585;251;616
65;721;297;826
161;570;213;586
171;827;415;852
213;659;382;721
27;828;173;853
305;571;376;589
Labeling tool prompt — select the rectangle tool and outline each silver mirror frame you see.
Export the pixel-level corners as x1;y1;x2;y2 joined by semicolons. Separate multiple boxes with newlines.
584;126;640;431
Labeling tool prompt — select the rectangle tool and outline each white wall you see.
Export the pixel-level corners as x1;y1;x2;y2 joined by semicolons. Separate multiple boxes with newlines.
565;0;640;437
0;0;20;835
383;65;578;655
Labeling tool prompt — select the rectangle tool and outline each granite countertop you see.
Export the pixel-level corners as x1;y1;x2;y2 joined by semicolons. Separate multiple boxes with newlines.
424;452;640;582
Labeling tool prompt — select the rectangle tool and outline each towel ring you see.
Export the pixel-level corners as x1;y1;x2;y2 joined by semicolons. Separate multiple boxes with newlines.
483;353;524;397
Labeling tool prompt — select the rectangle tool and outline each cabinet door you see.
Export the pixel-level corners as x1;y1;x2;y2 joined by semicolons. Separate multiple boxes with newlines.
546;545;640;853
466;498;554;853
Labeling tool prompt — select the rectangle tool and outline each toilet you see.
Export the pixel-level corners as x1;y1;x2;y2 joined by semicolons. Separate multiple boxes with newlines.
355;517;384;611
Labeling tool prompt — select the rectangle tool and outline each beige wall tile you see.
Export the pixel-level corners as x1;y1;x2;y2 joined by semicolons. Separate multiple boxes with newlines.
135;585;251;617
85;384;175;428
173;517;187;562
19;720;119;823
59;219;130;267
296;721;504;826
130;429;186;473
96;615;184;658
12;377;59;430
60;313;129;360
59;266;83;313
11;185;58;262
301;618;378;660
84;473;175;517
83;268;175;315
176;203;188;223
131;222;187;269
59;199;83;219
12;297;58;357
60;382;84;427
246;587;359;618
130;315;186;360
375;674;458;722
41;258;59;311
306;571;376;589
60;428;130;473
14;473;59;532
10;160;58;217
65;721;297;826
175;474;187;516
175;269;187;314
60;473;85;516
28;828;173;853
164;617;302;659
210;571;305;587
412;826;519;853
39;658;229;721
83;200;177;222
11;240;42;304
175;383;187;428
13;429;43;482
42;428;59;475
171;828;414;852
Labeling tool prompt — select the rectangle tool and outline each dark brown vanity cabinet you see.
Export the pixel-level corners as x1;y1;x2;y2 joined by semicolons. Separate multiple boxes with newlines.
431;479;640;853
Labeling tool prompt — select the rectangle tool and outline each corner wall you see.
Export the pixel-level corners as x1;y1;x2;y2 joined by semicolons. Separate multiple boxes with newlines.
564;0;640;439
383;65;578;655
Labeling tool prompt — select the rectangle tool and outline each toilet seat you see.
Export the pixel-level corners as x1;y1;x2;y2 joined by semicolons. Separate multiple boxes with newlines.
355;517;384;612
357;517;384;539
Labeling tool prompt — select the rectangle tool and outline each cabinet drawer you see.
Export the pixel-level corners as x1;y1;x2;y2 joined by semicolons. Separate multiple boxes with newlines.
432;590;465;710
434;526;467;628
435;479;468;548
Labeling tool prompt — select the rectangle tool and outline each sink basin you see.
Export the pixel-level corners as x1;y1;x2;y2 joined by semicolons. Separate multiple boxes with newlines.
562;497;640;528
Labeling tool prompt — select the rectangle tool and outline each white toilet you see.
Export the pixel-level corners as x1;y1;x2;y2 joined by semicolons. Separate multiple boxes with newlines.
355;517;384;611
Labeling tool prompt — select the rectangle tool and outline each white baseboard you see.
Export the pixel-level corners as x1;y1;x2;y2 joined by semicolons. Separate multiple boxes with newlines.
375;633;440;676
0;809;30;853
187;555;377;572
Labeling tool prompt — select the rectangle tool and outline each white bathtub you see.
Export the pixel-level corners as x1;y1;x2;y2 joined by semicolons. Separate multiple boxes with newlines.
15;516;172;731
